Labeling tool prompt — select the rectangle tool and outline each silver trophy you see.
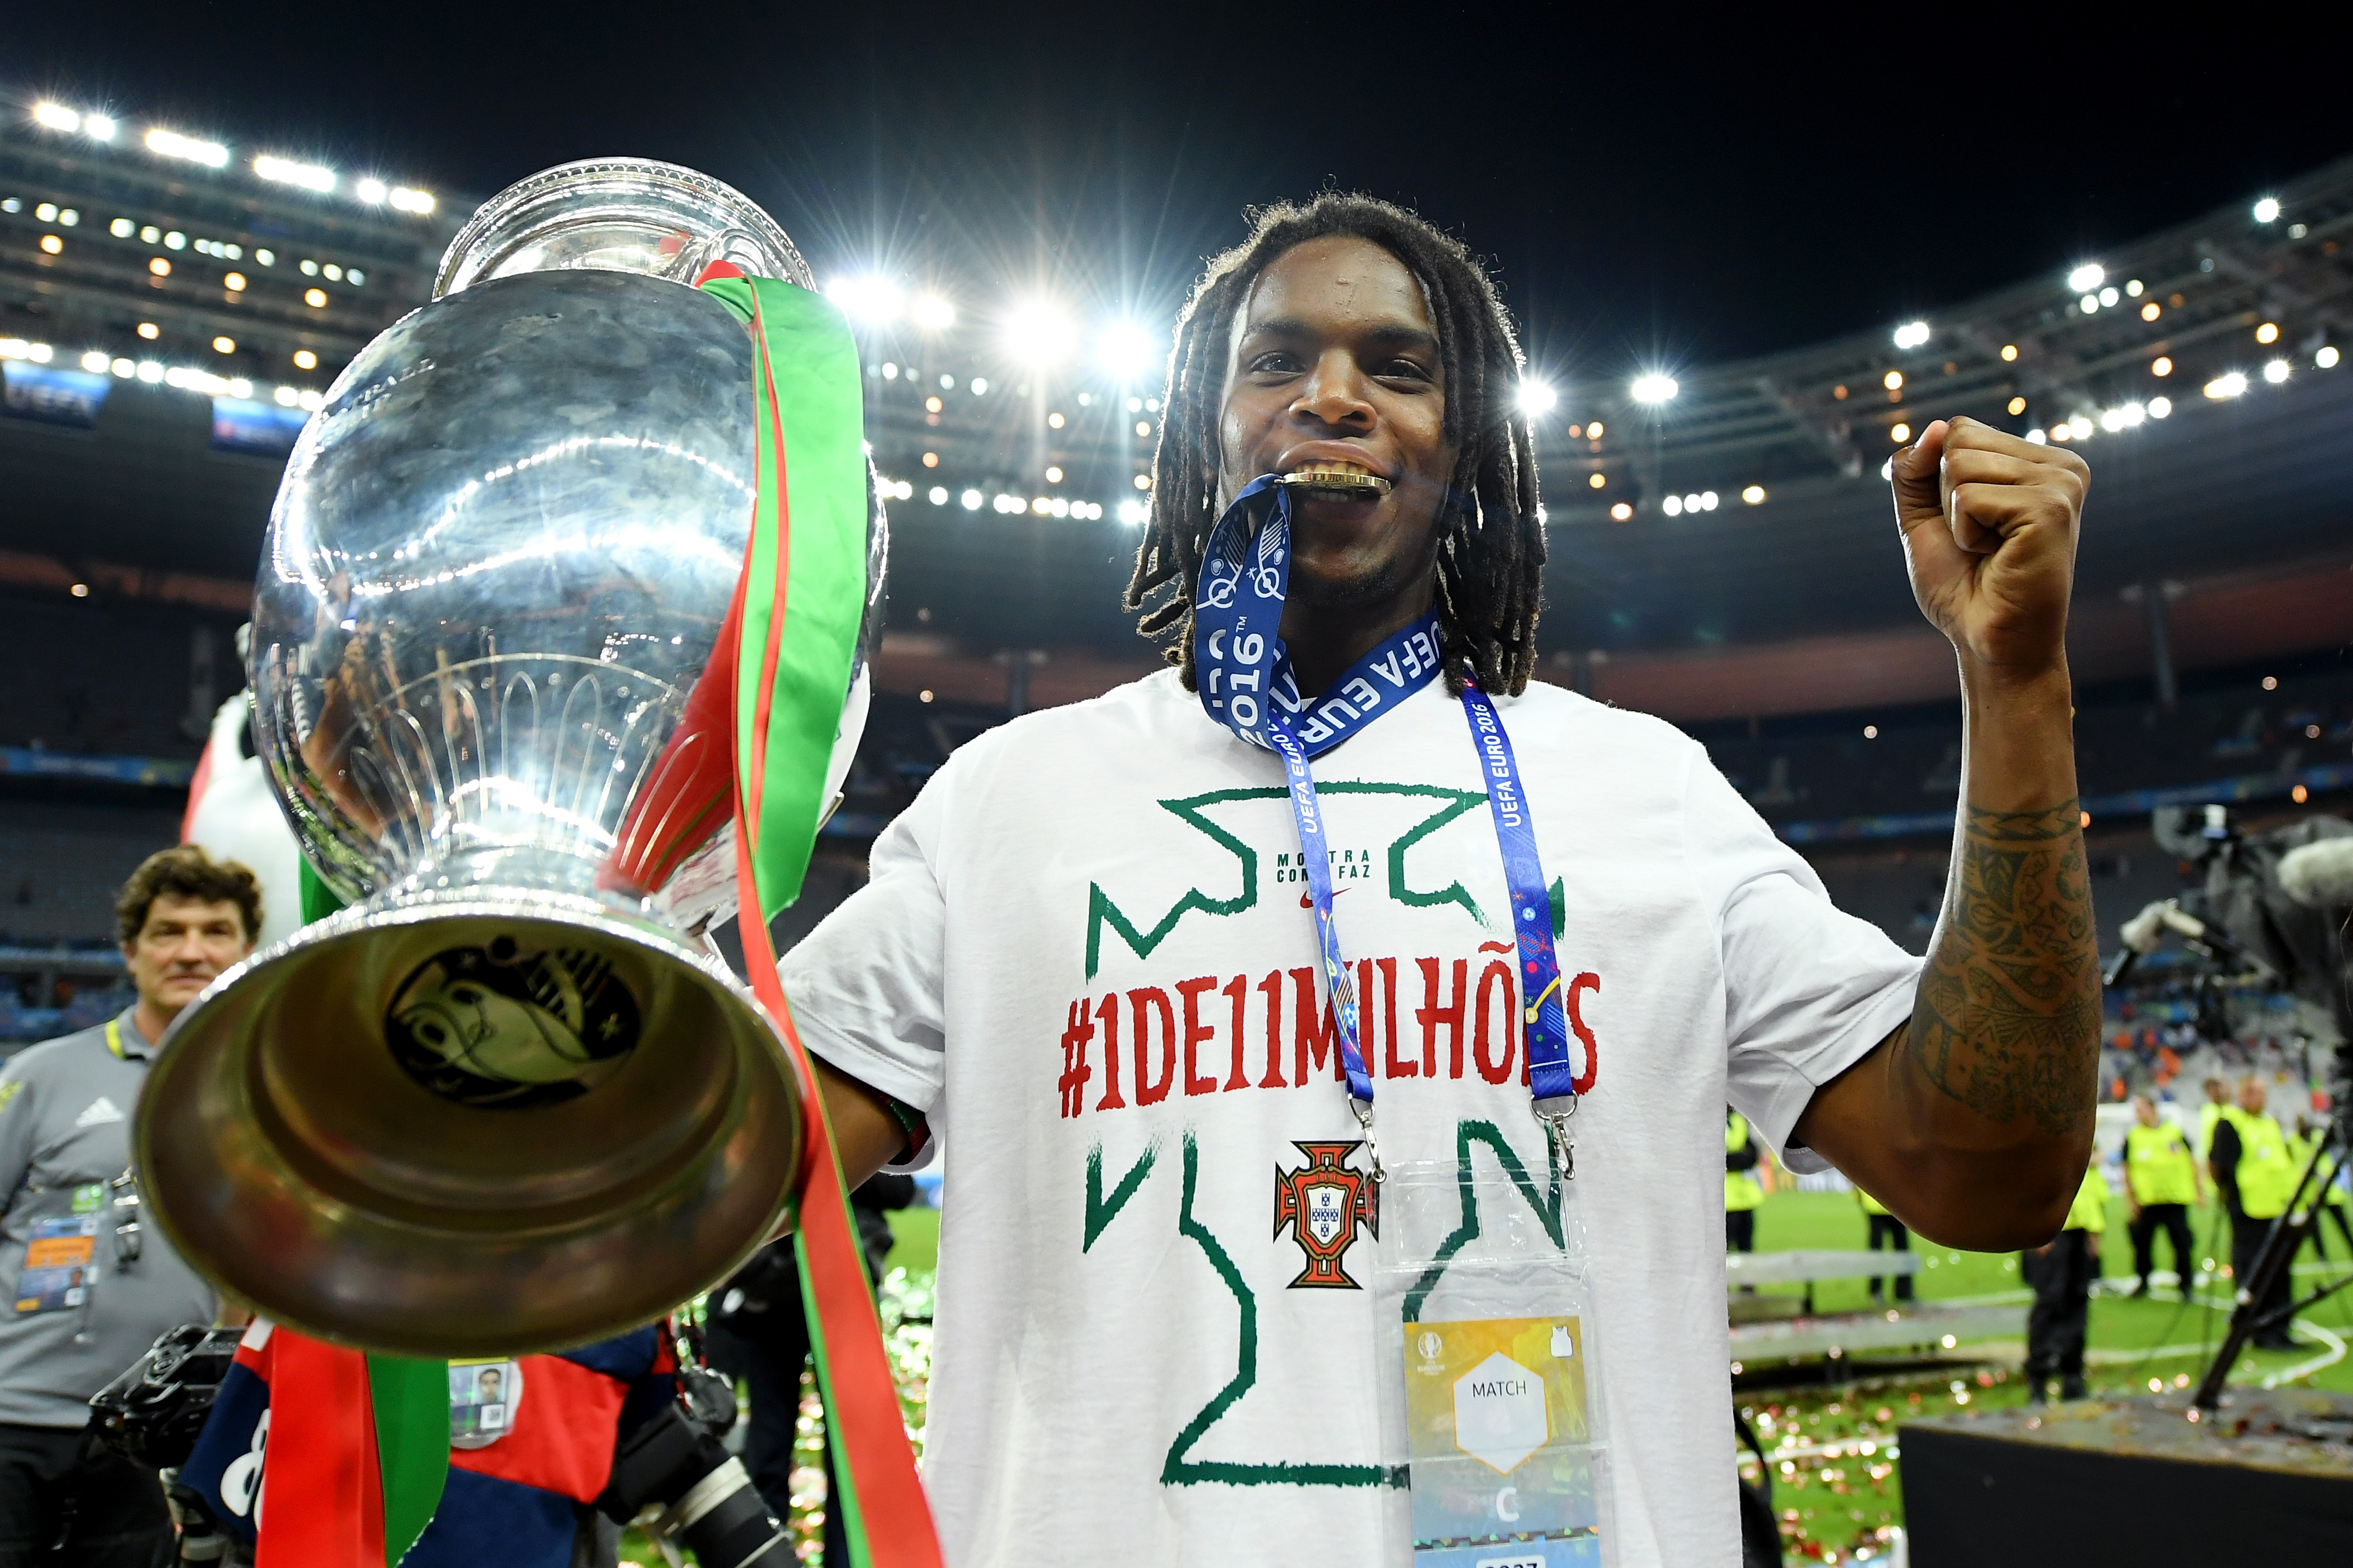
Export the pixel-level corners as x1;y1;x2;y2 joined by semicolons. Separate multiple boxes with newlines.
138;160;884;1355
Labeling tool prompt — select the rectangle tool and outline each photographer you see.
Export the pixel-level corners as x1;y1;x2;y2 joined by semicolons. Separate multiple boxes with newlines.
0;848;248;1565
173;1318;777;1567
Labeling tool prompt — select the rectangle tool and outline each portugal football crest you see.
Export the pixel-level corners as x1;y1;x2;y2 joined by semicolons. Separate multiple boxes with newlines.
1273;1141;1379;1289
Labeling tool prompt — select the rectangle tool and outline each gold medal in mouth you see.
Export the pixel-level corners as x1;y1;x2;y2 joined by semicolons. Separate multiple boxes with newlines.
1277;461;1393;499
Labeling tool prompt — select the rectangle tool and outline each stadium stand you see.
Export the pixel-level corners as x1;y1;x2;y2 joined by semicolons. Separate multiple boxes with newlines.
0;100;2346;1043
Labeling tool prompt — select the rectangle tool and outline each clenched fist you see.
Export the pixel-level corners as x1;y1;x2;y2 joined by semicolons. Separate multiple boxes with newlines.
1892;416;2088;682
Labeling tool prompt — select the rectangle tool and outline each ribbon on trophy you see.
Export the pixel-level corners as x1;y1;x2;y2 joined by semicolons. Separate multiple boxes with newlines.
169;767;451;1567
160;866;449;1568
686;262;941;1567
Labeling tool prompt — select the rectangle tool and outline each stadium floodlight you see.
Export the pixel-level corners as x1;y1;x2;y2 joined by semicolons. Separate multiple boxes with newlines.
254;156;336;194
2252;197;2281;223
1892;320;1930;350
1741;485;1766;505
356;178;388;204
1630;373;1678;404
2319;346;2342;370
31;102;79;133
1118;498;1150;527
2263;358;2291;384
1003;298;1077;364
80;350;107;373
83;113;115;142
1516;377;1559;417
2204;371;2248;399
2066;263;2103;293
911;293;957;331
961;489;983;510
145;127;228;168
2148;397;2172;418
1662;496;1683;517
389;187;435;215
2068;415;2093;440
827;275;904;327
1097;319;1162;381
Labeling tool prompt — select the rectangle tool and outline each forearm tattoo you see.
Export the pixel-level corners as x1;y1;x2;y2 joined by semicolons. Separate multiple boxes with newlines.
1907;799;2100;1134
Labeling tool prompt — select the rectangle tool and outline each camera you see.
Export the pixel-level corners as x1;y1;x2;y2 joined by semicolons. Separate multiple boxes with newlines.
89;1326;251;1564
600;1362;790;1568
89;1325;247;1471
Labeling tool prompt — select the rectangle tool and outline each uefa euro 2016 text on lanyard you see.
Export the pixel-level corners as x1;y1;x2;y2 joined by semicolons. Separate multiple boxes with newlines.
1191;473;1596;1176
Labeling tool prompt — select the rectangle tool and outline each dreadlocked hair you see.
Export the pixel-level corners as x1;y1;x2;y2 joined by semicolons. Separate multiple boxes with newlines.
1123;192;1546;697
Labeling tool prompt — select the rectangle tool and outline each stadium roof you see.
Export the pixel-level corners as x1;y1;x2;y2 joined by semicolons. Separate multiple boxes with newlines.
0;95;2346;718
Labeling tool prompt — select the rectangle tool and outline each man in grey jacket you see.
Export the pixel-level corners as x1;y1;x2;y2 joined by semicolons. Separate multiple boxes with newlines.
0;847;252;1566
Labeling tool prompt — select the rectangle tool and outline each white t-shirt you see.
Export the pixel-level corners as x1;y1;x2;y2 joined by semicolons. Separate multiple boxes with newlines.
780;669;1920;1567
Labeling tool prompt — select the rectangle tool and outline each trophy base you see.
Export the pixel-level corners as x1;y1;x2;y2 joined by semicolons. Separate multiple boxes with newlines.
138;888;805;1357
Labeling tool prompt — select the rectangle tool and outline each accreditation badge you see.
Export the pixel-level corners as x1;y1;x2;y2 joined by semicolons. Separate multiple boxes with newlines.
12;1186;107;1316
13;1216;99;1314
449;1358;525;1448
1375;1157;1612;1568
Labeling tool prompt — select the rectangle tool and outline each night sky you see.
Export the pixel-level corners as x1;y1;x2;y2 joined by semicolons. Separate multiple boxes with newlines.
15;6;2349;382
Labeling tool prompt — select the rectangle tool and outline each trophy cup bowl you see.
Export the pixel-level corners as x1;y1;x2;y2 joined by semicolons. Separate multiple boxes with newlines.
136;162;881;1356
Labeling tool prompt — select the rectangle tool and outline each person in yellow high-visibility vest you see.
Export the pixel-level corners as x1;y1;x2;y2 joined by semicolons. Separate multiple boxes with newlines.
1854;1185;1913;1302
2123;1095;2202;1300
2208;1077;2299;1350
2021;1161;2109;1403
2195;1076;2229;1163
1725;1109;1764;1260
2293;1117;2352;1262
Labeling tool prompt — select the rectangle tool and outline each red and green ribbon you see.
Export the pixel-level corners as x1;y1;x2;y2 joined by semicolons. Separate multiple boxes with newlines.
243;865;450;1568
694;264;941;1568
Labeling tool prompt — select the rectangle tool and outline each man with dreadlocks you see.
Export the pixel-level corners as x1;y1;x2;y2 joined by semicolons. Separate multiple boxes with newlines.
783;194;2097;1565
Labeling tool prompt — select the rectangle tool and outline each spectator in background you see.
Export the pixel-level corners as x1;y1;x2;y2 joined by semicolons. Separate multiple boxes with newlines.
1724;1110;1763;1275
1855;1185;1913;1303
2123;1094;2202;1299
0;847;250;1565
2021;1161;2109;1404
2210;1075;2298;1351
2195;1076;2229;1164
2294;1116;2351;1262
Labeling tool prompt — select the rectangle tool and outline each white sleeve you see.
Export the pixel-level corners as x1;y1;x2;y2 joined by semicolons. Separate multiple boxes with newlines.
1683;747;1923;1171
776;767;953;1117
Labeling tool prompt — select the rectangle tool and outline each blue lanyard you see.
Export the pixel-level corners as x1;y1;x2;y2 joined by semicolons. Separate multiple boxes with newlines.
1194;477;1589;1160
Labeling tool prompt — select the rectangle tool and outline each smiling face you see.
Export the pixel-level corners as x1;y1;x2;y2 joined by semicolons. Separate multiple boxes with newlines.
1217;235;1457;621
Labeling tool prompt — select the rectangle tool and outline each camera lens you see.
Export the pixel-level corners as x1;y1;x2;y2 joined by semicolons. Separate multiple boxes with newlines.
670;1457;790;1567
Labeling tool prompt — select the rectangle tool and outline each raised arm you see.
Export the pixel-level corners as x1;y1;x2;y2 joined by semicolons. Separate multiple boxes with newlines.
1794;418;2099;1251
